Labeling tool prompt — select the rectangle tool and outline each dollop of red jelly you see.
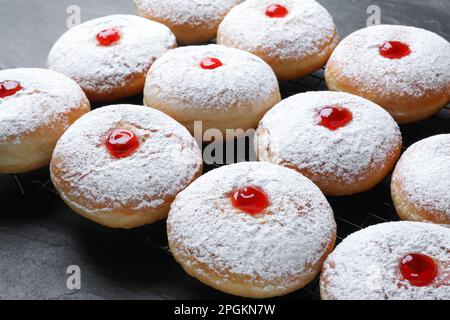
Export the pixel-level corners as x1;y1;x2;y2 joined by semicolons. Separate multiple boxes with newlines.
379;41;411;59
317;105;353;131
265;4;289;18
400;253;438;287
106;129;139;158
97;28;121;46
200;57;223;70
231;186;269;215
0;80;22;98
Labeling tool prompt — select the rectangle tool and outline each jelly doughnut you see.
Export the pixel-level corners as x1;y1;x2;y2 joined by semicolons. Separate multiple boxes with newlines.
326;25;450;124
50;105;203;229
391;134;450;225
0;68;90;174
255;91;402;196
47;15;176;102
168;162;336;298
217;0;339;80
144;44;281;139
135;0;242;45
321;222;450;300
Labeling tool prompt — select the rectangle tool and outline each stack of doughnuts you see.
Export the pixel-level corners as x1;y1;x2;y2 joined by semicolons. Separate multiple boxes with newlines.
2;0;450;301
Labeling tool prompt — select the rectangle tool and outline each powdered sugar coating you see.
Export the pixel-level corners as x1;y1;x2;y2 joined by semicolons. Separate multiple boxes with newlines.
392;134;450;219
327;25;450;98
47;15;176;94
0;68;88;144
256;91;402;185
144;44;280;111
51;105;202;212
217;0;337;60
168;162;336;291
135;0;242;25
321;222;450;300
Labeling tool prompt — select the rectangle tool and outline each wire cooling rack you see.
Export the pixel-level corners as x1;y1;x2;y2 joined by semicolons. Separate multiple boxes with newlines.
10;67;450;300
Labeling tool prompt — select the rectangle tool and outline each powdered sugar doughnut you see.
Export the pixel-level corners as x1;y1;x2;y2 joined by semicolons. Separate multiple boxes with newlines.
50;105;203;229
321;222;450;300
168;162;336;298
255;91;402;196
0;68;90;174
217;0;339;80
135;0;242;45
391;135;450;225
326;25;450;124
47;15;176;103
144;44;281;139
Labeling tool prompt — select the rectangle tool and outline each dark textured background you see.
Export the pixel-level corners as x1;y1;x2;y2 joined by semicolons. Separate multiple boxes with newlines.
0;0;449;300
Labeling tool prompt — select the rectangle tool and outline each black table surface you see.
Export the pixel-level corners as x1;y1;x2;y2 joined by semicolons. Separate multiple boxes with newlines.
0;0;449;300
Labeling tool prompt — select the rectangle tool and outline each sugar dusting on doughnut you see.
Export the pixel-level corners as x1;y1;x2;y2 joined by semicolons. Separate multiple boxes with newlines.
392;134;450;219
51;105;202;212
0;68;88;144
218;0;337;60
327;25;450;98
321;222;450;300
47;15;176;94
135;0;242;25
256;91;402;185
145;44;279;111
168;162;336;292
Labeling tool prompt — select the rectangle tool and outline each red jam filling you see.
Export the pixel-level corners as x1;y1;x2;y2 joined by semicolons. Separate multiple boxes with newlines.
231;186;269;215
200;57;223;70
97;28;121;46
106;129;139;158
317;105;353;130
399;253;438;287
0;80;22;98
265;4;289;18
379;41;411;59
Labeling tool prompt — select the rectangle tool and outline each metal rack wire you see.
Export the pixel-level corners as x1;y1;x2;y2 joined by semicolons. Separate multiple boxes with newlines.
10;67;450;300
